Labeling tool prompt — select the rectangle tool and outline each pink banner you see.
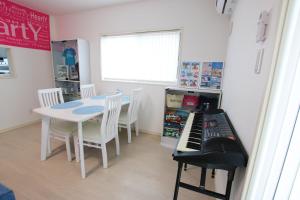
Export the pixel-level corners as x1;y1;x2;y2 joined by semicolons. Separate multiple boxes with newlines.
0;0;50;51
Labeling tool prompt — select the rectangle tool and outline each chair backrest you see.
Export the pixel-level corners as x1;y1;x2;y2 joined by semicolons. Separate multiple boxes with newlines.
128;88;142;123
38;88;64;107
80;84;96;99
100;93;122;142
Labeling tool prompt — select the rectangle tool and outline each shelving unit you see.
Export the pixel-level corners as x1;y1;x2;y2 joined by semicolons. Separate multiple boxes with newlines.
161;87;222;149
51;39;91;102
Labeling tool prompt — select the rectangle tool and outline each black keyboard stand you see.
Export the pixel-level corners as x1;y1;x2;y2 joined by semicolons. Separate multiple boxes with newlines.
173;162;236;200
183;164;215;178
212;168;216;178
184;163;187;171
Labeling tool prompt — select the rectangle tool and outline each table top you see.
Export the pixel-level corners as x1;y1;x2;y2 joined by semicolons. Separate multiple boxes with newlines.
33;96;130;122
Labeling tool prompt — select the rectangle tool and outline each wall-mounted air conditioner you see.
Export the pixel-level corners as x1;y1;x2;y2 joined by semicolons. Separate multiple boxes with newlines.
216;0;237;15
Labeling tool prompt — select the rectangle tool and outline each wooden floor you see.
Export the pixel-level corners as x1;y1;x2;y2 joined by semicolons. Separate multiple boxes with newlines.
0;123;215;200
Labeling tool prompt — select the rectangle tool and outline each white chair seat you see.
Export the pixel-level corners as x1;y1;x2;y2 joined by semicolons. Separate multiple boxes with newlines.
81;121;103;143
50;120;77;136
118;111;128;124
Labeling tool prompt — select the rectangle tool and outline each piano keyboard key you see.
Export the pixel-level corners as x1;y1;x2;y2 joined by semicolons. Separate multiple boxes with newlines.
176;112;203;152
189;133;201;138
186;142;201;150
188;137;201;143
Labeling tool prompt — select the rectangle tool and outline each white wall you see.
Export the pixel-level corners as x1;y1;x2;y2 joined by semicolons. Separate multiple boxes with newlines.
0;46;53;132
216;0;282;199
0;17;55;132
54;0;230;134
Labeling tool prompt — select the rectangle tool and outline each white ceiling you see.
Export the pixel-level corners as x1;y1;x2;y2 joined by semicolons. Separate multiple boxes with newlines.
13;0;146;15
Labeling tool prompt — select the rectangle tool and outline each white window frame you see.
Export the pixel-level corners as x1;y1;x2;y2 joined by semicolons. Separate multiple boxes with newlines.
99;29;182;85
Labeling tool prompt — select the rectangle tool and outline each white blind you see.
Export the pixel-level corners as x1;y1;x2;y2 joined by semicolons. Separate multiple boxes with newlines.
100;30;180;83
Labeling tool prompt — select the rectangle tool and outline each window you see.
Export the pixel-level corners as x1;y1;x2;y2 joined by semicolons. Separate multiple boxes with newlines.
100;30;181;83
0;47;14;78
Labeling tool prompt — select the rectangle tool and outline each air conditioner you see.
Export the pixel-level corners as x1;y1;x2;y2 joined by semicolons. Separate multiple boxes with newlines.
216;0;237;15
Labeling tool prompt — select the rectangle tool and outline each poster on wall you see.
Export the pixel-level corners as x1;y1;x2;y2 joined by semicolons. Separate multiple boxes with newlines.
179;62;200;89
0;0;50;50
200;62;224;89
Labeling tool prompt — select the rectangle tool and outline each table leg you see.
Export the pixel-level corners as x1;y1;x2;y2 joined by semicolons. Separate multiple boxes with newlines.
41;116;50;160
78;122;86;178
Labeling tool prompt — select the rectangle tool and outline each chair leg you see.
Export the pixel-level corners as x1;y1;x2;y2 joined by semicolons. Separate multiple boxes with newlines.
135;121;139;136
65;136;72;162
127;123;132;143
101;144;108;168
115;135;120;156
73;136;80;162
47;136;52;154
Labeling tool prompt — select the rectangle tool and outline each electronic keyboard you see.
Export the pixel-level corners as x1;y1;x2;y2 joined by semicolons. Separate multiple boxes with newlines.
173;109;247;169
172;109;248;200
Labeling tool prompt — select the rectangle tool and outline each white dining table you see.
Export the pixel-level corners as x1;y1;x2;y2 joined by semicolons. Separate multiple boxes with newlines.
33;95;130;178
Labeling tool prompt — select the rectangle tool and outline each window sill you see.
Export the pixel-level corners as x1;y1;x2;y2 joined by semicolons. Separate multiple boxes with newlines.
0;74;16;79
101;78;177;87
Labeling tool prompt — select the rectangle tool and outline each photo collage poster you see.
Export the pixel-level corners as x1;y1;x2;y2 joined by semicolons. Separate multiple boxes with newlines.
179;61;224;90
200;62;223;89
179;62;200;89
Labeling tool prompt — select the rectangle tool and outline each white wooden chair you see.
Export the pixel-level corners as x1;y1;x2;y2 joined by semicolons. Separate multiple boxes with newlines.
118;88;142;143
38;88;76;161
80;84;96;99
74;93;122;169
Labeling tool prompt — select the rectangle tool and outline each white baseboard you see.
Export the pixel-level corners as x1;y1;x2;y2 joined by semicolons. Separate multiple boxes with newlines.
0;119;41;134
0;122;160;136
140;128;161;136
160;136;177;149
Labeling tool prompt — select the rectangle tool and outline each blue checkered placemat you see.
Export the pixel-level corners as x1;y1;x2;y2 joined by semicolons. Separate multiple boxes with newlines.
51;101;83;109
72;106;105;115
122;96;129;102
